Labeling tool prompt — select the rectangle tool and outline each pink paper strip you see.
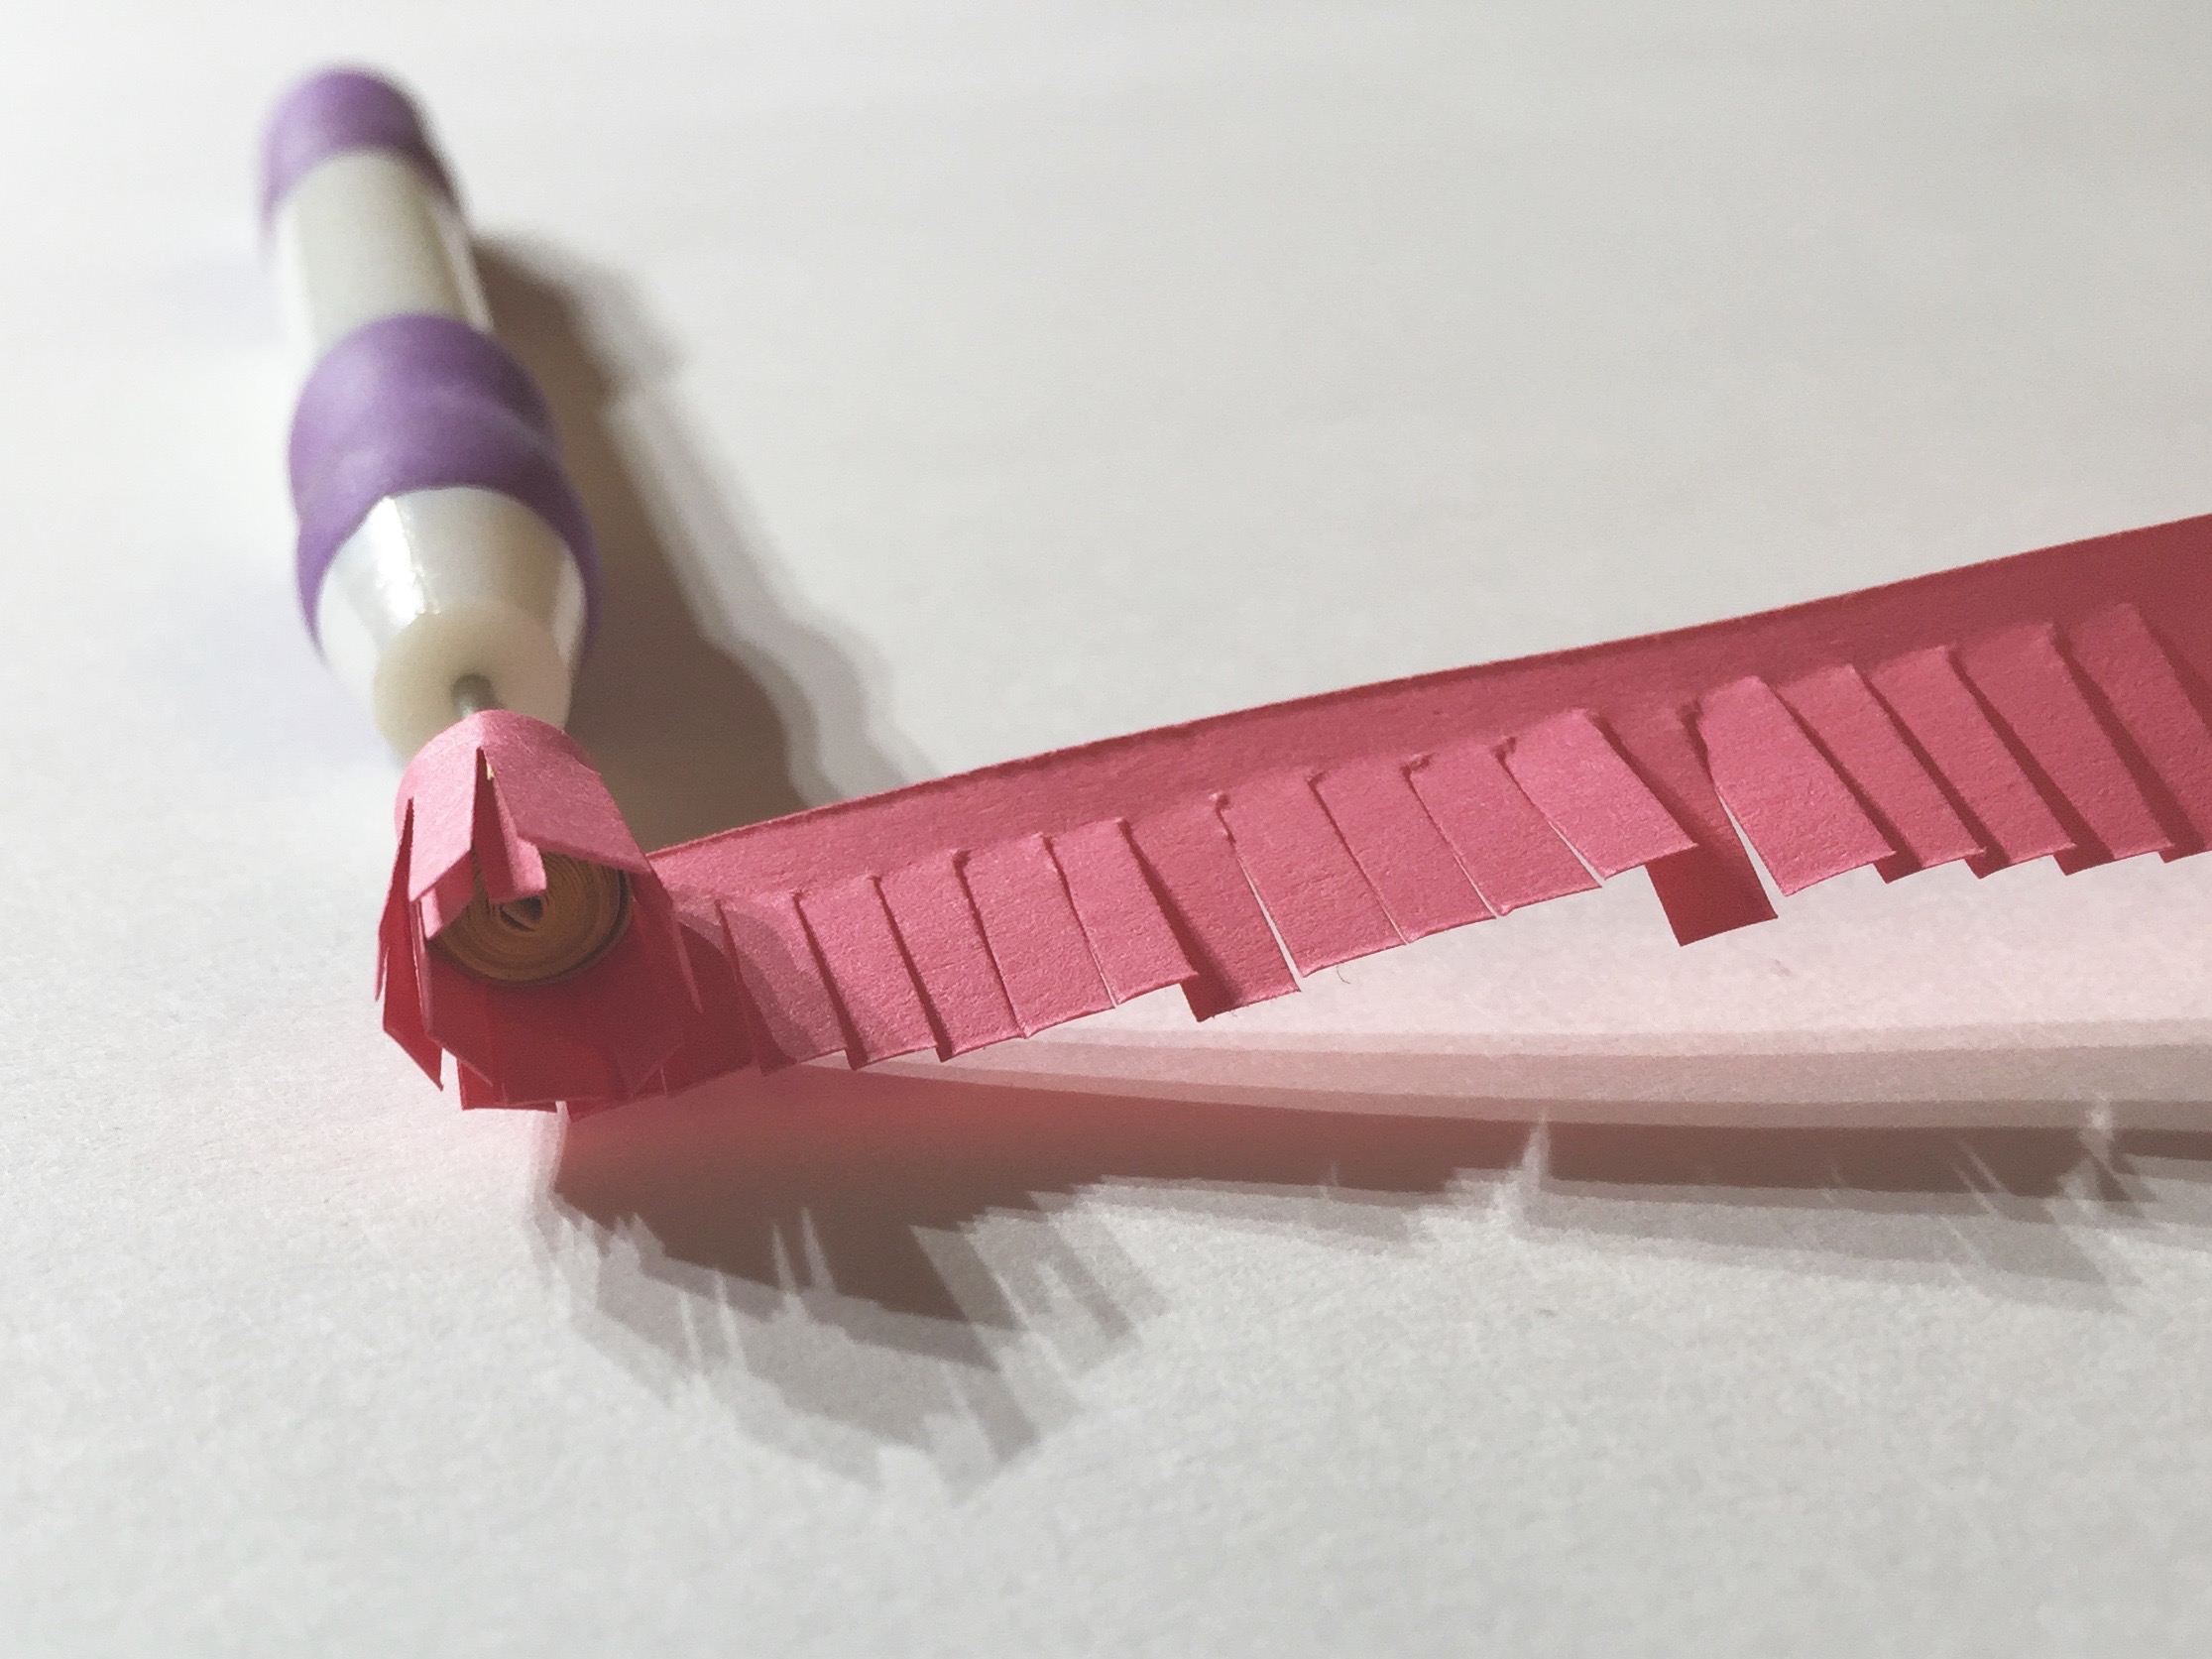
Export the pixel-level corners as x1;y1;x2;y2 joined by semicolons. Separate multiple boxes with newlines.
402;721;483;909
1406;741;1597;913
2066;603;2212;856
1957;624;2171;868
582;894;692;1093
455;1062;503;1111
468;760;545;905
1313;756;1492;939
498;981;596;1104
651;916;756;1094
963;833;1114;1034
719;891;843;1070
1128;799;1297;1019
377;813;442;1083
796;877;938;1066
1775;662;1980;880
1503;709;1697;878
420;860;477;942
418;950;511;1097
1048;819;1197;1005
1219;770;1401;973
878;854;1023;1057
1695;675;1894;894
473;714;650;873
1867;646;2071;873
1608;704;1778;942
387;513;2212;1109
401;712;657;935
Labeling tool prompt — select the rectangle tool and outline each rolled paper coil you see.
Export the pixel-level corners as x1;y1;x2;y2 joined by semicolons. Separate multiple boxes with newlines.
431;853;633;985
382;712;700;1099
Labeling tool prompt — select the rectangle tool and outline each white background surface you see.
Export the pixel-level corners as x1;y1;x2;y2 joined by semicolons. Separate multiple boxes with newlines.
7;2;2212;1652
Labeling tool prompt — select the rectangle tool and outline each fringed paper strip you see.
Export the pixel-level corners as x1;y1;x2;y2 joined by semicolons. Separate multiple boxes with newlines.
378;711;702;1107
385;513;2212;1110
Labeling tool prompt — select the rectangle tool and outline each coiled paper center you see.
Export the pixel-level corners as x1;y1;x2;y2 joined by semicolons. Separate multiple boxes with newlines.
432;853;631;984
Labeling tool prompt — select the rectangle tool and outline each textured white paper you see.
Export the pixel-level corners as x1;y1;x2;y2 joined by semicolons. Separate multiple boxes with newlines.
6;3;2212;1653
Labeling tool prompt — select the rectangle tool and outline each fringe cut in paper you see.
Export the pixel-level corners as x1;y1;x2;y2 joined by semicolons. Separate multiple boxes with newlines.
378;712;735;1108
380;514;2212;1111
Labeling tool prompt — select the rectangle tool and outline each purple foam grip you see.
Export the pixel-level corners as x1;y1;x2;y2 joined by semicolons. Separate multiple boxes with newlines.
289;313;601;640
262;68;455;223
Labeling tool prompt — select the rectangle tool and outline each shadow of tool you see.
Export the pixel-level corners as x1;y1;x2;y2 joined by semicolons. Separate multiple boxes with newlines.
539;1058;2212;1493
476;240;921;851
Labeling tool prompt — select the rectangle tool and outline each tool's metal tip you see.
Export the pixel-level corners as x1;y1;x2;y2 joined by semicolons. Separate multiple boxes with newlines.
451;673;501;720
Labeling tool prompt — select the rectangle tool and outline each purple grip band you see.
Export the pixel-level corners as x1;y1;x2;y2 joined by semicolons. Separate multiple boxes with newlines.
289;313;601;641
262;68;455;223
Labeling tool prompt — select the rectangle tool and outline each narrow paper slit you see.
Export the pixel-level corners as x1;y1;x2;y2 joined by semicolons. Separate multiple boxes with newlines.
2063;603;2212;859
879;853;1023;1057
963;833;1114;1034
1775;662;1981;880
422;858;479;943
404;741;486;917
1406;740;1597;913
1219;770;1401;974
1606;705;1778;943
419;951;512;1097
1049;819;1196;1004
652;913;757;1093
484;977;590;1105
379;812;444;1084
797;877;939;1066
471;763;546;905
1956;624;2170;871
1501;708;1698;878
719;891;845;1070
455;1061;505;1111
1865;646;2072;875
1128;798;1297;1019
1694;676;1894;894
588;890;700;1094
1313;756;1492;940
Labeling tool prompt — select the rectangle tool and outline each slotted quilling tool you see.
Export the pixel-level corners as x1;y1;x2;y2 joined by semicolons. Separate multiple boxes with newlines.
269;69;2212;1118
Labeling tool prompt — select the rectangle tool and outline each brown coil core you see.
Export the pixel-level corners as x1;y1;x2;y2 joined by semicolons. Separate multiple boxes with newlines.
430;854;633;985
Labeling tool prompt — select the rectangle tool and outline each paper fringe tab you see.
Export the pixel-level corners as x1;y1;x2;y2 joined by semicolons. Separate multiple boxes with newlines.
1220;771;1401;975
1313;756;1492;940
1408;740;1598;912
718;890;841;1071
878;854;1023;1058
383;518;2212;1112
1773;663;1980;881
1129;799;1299;1020
1048;818;1195;1006
377;711;700;1108
2066;604;2212;858
1865;646;2073;875
1955;624;2169;872
1696;676;1893;894
964;834;1114;1035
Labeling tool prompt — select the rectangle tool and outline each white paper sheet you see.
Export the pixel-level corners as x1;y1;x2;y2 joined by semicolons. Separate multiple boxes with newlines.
8;3;2212;1652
